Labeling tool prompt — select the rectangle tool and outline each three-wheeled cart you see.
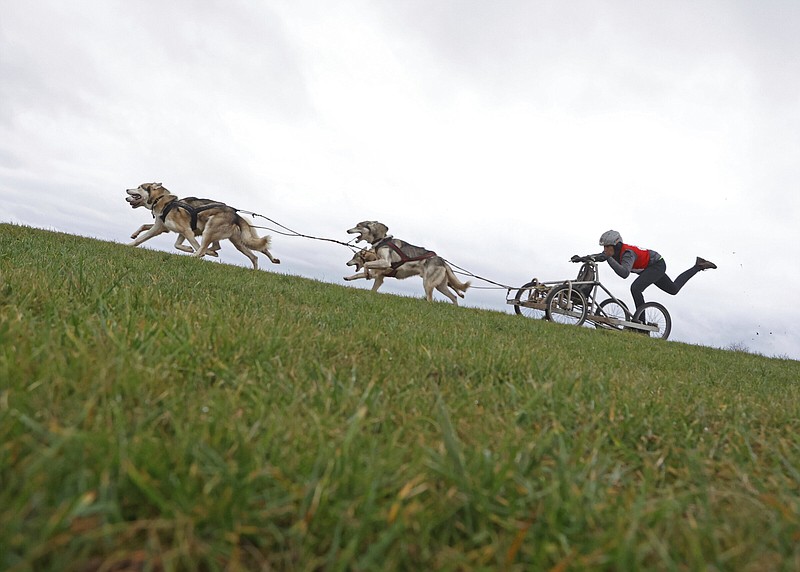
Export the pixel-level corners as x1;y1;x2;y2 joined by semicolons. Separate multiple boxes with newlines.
506;255;672;339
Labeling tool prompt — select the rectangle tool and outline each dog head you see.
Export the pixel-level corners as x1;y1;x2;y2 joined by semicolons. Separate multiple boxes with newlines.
346;221;389;244
345;248;378;270
126;182;167;210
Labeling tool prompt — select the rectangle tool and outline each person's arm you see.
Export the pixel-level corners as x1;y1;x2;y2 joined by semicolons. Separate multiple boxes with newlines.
606;250;635;278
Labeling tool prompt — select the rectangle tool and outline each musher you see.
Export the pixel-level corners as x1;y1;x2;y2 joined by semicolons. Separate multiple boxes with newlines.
592;230;717;314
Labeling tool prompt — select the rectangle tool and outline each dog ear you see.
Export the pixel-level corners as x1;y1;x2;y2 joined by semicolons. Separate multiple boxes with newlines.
145;184;164;204
376;222;389;236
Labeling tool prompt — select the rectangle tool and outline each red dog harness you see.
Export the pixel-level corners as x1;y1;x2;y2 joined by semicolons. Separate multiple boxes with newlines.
374;238;437;275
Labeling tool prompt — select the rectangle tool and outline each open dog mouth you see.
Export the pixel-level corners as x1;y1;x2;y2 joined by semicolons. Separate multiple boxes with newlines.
126;190;144;207
346;227;369;241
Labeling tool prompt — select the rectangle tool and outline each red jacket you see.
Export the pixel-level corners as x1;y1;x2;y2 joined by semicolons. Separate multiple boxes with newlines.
618;243;650;270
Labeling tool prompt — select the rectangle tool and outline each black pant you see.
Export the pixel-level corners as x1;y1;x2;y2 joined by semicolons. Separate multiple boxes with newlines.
630;259;699;310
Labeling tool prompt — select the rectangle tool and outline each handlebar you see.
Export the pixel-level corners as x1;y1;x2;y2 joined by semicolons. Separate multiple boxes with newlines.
570;254;606;263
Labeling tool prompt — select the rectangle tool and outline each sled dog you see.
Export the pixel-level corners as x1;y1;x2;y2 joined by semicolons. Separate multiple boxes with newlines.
125;182;280;269
345;221;470;304
344;248;468;302
127;194;223;256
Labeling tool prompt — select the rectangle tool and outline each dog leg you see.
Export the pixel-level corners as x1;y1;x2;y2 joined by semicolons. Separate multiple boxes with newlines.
435;282;459;305
445;265;471;296
424;281;436;302
370;275;384;292
228;236;259;269
203;242;220;258
186;237;204;253
237;221;280;265
130;223;154;240
193;236;215;259
129;224;168;247
364;260;392;271
344;271;371;281
173;234;196;253
423;266;449;303
259;246;280;265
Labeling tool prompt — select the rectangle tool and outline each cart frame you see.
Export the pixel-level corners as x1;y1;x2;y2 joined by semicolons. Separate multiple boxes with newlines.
506;256;672;339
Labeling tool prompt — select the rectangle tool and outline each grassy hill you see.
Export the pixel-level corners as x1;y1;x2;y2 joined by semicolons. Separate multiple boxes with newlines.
1;223;799;571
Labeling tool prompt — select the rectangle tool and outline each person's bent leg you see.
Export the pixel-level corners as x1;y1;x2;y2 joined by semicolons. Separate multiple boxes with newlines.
655;264;700;295
630;260;667;311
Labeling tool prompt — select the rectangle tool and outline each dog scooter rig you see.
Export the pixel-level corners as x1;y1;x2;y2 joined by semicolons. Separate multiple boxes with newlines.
506;255;672;339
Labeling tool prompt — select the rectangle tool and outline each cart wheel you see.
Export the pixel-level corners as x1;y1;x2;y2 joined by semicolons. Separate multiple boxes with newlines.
632;302;672;340
596;298;631;331
544;285;587;326
513;281;546;320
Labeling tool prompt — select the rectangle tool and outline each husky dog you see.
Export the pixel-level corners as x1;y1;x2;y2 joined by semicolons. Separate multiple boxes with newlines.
343;248;381;283
345;221;470;305
127;194;223;256
125;182;280;269
344;248;468;302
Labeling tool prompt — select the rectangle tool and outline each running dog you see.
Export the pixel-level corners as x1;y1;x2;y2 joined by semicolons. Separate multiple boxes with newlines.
345;221;470;304
344;248;468;302
125;182;280;269
127;193;223;256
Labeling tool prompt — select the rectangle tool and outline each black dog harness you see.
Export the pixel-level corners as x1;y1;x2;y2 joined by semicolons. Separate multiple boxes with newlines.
158;197;227;232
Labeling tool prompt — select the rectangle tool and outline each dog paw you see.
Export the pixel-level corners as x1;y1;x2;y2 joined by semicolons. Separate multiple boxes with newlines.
206;251;219;257
273;259;281;264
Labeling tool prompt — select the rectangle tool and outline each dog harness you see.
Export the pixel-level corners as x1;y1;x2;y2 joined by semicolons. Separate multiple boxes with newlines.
158;197;227;232
372;237;437;274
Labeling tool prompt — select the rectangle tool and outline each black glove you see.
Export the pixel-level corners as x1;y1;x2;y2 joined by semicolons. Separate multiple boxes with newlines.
570;254;582;263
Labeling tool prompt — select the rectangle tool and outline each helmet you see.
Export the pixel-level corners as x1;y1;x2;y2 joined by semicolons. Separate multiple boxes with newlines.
599;230;622;246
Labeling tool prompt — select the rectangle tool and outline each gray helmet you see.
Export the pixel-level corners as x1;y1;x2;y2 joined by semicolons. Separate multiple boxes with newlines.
599;230;622;246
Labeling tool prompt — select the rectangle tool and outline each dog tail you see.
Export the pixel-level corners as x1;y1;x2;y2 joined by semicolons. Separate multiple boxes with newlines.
235;215;271;250
445;265;471;294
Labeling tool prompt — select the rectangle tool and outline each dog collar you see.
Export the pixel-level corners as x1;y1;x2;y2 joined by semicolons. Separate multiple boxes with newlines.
372;235;393;247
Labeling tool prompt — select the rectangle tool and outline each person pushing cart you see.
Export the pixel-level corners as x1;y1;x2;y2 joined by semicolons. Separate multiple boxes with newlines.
592;230;717;314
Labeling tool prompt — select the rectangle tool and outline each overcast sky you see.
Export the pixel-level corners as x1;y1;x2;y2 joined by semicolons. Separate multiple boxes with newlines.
2;0;798;359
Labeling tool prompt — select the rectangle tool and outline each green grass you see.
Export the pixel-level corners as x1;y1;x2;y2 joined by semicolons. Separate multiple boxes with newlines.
1;223;799;571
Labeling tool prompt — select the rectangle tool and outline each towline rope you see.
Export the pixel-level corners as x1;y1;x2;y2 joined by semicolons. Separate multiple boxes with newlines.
236;210;360;250
442;258;517;290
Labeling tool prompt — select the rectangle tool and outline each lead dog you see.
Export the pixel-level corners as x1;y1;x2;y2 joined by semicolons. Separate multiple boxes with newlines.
345;221;470;305
127;193;223;256
126;182;280;269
